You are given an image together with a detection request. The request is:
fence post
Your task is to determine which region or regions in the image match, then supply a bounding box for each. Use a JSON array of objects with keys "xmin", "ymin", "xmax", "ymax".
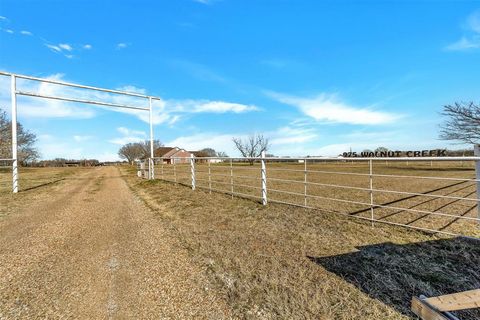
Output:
[
  {"xmin": 161, "ymin": 158, "xmax": 164, "ymax": 180},
  {"xmin": 261, "ymin": 151, "xmax": 267, "ymax": 205},
  {"xmin": 369, "ymin": 159, "xmax": 374, "ymax": 226},
  {"xmin": 11, "ymin": 74, "xmax": 18, "ymax": 193},
  {"xmin": 230, "ymin": 158, "xmax": 234, "ymax": 198},
  {"xmin": 150, "ymin": 158, "xmax": 155, "ymax": 180},
  {"xmin": 173, "ymin": 158, "xmax": 177, "ymax": 183},
  {"xmin": 304, "ymin": 159, "xmax": 307, "ymax": 207},
  {"xmin": 208, "ymin": 161, "xmax": 212, "ymax": 194},
  {"xmin": 190, "ymin": 154, "xmax": 196, "ymax": 190},
  {"xmin": 475, "ymin": 144, "xmax": 480, "ymax": 226}
]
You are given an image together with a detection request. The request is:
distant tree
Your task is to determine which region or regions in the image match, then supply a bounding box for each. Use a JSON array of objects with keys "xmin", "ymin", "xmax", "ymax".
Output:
[
  {"xmin": 0, "ymin": 109, "xmax": 39, "ymax": 165},
  {"xmin": 118, "ymin": 143, "xmax": 143, "ymax": 164},
  {"xmin": 362, "ymin": 149, "xmax": 373, "ymax": 153},
  {"xmin": 118, "ymin": 139, "xmax": 164, "ymax": 164},
  {"xmin": 137, "ymin": 140, "xmax": 164, "ymax": 158},
  {"xmin": 439, "ymin": 102, "xmax": 480, "ymax": 144},
  {"xmin": 375, "ymin": 147, "xmax": 389, "ymax": 153},
  {"xmin": 232, "ymin": 134, "xmax": 269, "ymax": 165},
  {"xmin": 217, "ymin": 151, "xmax": 228, "ymax": 157},
  {"xmin": 200, "ymin": 148, "xmax": 217, "ymax": 157}
]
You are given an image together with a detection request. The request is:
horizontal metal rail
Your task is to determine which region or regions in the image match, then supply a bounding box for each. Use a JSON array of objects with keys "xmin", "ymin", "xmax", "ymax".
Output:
[
  {"xmin": 0, "ymin": 71, "xmax": 161, "ymax": 100},
  {"xmin": 373, "ymin": 188, "xmax": 479, "ymax": 202},
  {"xmin": 16, "ymin": 91, "xmax": 150, "ymax": 111},
  {"xmin": 267, "ymin": 198, "xmax": 459, "ymax": 237},
  {"xmin": 144, "ymin": 155, "xmax": 480, "ymax": 238},
  {"xmin": 152, "ymin": 155, "xmax": 480, "ymax": 161}
]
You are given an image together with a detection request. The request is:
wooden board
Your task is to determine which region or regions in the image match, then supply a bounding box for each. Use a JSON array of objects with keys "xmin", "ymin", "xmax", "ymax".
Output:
[
  {"xmin": 425, "ymin": 289, "xmax": 480, "ymax": 312},
  {"xmin": 411, "ymin": 297, "xmax": 449, "ymax": 320}
]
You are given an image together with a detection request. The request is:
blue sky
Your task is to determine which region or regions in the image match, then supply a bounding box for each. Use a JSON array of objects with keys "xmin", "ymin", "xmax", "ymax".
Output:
[{"xmin": 0, "ymin": 0, "xmax": 479, "ymax": 160}]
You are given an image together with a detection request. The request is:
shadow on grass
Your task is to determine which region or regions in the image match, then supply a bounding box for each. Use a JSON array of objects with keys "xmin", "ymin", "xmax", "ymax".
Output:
[
  {"xmin": 20, "ymin": 179, "xmax": 65, "ymax": 192},
  {"xmin": 309, "ymin": 237, "xmax": 480, "ymax": 319}
]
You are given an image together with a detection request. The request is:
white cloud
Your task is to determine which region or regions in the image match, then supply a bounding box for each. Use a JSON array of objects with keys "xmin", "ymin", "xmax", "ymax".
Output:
[
  {"xmin": 168, "ymin": 99, "xmax": 258, "ymax": 113},
  {"xmin": 58, "ymin": 43, "xmax": 73, "ymax": 51},
  {"xmin": 166, "ymin": 133, "xmax": 238, "ymax": 154},
  {"xmin": 4, "ymin": 29, "xmax": 13, "ymax": 34},
  {"xmin": 445, "ymin": 10, "xmax": 480, "ymax": 51},
  {"xmin": 83, "ymin": 44, "xmax": 92, "ymax": 50},
  {"xmin": 0, "ymin": 74, "xmax": 258, "ymax": 126},
  {"xmin": 73, "ymin": 135, "xmax": 93, "ymax": 142},
  {"xmin": 445, "ymin": 36, "xmax": 480, "ymax": 51},
  {"xmin": 193, "ymin": 0, "xmax": 214, "ymax": 4},
  {"xmin": 269, "ymin": 126, "xmax": 318, "ymax": 145},
  {"xmin": 45, "ymin": 43, "xmax": 75, "ymax": 58},
  {"xmin": 116, "ymin": 42, "xmax": 128, "ymax": 49},
  {"xmin": 20, "ymin": 30, "xmax": 32, "ymax": 36},
  {"xmin": 171, "ymin": 59, "xmax": 226, "ymax": 83},
  {"xmin": 117, "ymin": 127, "xmax": 146, "ymax": 137},
  {"xmin": 0, "ymin": 16, "xmax": 7, "ymax": 20},
  {"xmin": 0, "ymin": 73, "xmax": 96, "ymax": 119},
  {"xmin": 267, "ymin": 91, "xmax": 400, "ymax": 125},
  {"xmin": 46, "ymin": 44, "xmax": 62, "ymax": 52},
  {"xmin": 109, "ymin": 127, "xmax": 147, "ymax": 145}
]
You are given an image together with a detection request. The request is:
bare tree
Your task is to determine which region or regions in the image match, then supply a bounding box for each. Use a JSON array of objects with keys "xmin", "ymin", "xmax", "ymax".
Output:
[
  {"xmin": 137, "ymin": 140, "xmax": 164, "ymax": 159},
  {"xmin": 118, "ymin": 143, "xmax": 143, "ymax": 164},
  {"xmin": 0, "ymin": 109, "xmax": 39, "ymax": 165},
  {"xmin": 375, "ymin": 147, "xmax": 389, "ymax": 153},
  {"xmin": 439, "ymin": 102, "xmax": 480, "ymax": 144},
  {"xmin": 200, "ymin": 148, "xmax": 217, "ymax": 157},
  {"xmin": 118, "ymin": 139, "xmax": 163, "ymax": 164},
  {"xmin": 232, "ymin": 134, "xmax": 269, "ymax": 165},
  {"xmin": 217, "ymin": 151, "xmax": 228, "ymax": 157}
]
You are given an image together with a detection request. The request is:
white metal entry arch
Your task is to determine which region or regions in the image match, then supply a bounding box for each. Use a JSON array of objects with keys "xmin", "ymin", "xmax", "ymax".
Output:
[{"xmin": 1, "ymin": 71, "xmax": 159, "ymax": 193}]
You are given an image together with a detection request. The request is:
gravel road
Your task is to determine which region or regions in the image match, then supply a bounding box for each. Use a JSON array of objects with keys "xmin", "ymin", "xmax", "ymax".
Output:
[{"xmin": 0, "ymin": 167, "xmax": 230, "ymax": 319}]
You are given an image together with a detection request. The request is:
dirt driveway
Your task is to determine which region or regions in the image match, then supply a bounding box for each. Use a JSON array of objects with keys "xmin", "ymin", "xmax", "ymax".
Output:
[{"xmin": 0, "ymin": 166, "xmax": 230, "ymax": 319}]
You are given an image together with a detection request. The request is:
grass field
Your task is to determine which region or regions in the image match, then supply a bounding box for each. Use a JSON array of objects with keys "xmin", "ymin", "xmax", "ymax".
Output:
[
  {"xmin": 153, "ymin": 160, "xmax": 480, "ymax": 238},
  {"xmin": 0, "ymin": 166, "xmax": 84, "ymax": 218},
  {"xmin": 123, "ymin": 162, "xmax": 480, "ymax": 319},
  {"xmin": 1, "ymin": 164, "xmax": 479, "ymax": 318}
]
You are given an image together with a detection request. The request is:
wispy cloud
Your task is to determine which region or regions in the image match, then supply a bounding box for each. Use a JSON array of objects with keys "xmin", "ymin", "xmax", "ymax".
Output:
[
  {"xmin": 269, "ymin": 126, "xmax": 318, "ymax": 145},
  {"xmin": 0, "ymin": 74, "xmax": 257, "ymax": 126},
  {"xmin": 169, "ymin": 100, "xmax": 259, "ymax": 113},
  {"xmin": 0, "ymin": 16, "xmax": 7, "ymax": 21},
  {"xmin": 192, "ymin": 0, "xmax": 218, "ymax": 5},
  {"xmin": 73, "ymin": 135, "xmax": 93, "ymax": 142},
  {"xmin": 20, "ymin": 30, "xmax": 33, "ymax": 36},
  {"xmin": 3, "ymin": 29, "xmax": 14, "ymax": 34},
  {"xmin": 267, "ymin": 91, "xmax": 400, "ymax": 125},
  {"xmin": 445, "ymin": 10, "xmax": 480, "ymax": 51},
  {"xmin": 109, "ymin": 127, "xmax": 146, "ymax": 145},
  {"xmin": 83, "ymin": 44, "xmax": 92, "ymax": 50},
  {"xmin": 116, "ymin": 42, "xmax": 129, "ymax": 49},
  {"xmin": 45, "ymin": 43, "xmax": 75, "ymax": 58},
  {"xmin": 170, "ymin": 59, "xmax": 226, "ymax": 83},
  {"xmin": 58, "ymin": 43, "xmax": 73, "ymax": 51}
]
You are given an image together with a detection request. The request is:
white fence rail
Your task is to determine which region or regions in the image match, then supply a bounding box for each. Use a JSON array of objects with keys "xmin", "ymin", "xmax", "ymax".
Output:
[{"xmin": 138, "ymin": 154, "xmax": 480, "ymax": 238}]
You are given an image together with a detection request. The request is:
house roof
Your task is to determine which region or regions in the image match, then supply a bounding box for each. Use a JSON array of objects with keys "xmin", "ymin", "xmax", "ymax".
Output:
[
  {"xmin": 154, "ymin": 147, "xmax": 175, "ymax": 157},
  {"xmin": 154, "ymin": 146, "xmax": 194, "ymax": 158}
]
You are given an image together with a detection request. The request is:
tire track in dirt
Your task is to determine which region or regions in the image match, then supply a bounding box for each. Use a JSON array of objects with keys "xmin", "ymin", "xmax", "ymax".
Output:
[{"xmin": 0, "ymin": 166, "xmax": 230, "ymax": 319}]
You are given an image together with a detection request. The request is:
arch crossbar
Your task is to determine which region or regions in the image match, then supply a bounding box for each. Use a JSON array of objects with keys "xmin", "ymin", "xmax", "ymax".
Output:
[{"xmin": 0, "ymin": 71, "xmax": 159, "ymax": 193}]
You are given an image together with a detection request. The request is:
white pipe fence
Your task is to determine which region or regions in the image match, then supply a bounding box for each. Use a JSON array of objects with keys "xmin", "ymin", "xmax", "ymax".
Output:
[{"xmin": 139, "ymin": 155, "xmax": 480, "ymax": 238}]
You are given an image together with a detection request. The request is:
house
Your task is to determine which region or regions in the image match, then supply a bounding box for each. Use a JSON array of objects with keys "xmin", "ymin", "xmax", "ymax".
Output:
[
  {"xmin": 154, "ymin": 147, "xmax": 224, "ymax": 164},
  {"xmin": 154, "ymin": 147, "xmax": 192, "ymax": 164}
]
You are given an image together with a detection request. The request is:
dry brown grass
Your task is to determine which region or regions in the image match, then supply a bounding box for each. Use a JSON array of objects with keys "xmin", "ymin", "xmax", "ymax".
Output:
[
  {"xmin": 0, "ymin": 166, "xmax": 85, "ymax": 218},
  {"xmin": 154, "ymin": 161, "xmax": 479, "ymax": 237},
  {"xmin": 121, "ymin": 164, "xmax": 480, "ymax": 320}
]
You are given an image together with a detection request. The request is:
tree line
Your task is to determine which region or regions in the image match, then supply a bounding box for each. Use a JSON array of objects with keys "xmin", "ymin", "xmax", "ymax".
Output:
[{"xmin": 1, "ymin": 102, "xmax": 479, "ymax": 167}]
